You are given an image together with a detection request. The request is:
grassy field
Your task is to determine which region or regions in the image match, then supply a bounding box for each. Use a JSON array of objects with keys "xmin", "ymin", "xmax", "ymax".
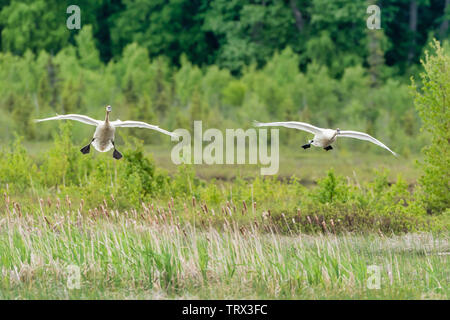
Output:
[
  {"xmin": 23, "ymin": 141, "xmax": 422, "ymax": 183},
  {"xmin": 1, "ymin": 141, "xmax": 447, "ymax": 300},
  {"xmin": 150, "ymin": 146, "xmax": 421, "ymax": 184},
  {"xmin": 0, "ymin": 202, "xmax": 448, "ymax": 299}
]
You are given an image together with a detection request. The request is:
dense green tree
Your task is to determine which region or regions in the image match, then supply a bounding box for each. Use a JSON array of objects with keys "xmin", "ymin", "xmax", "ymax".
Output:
[
  {"xmin": 0, "ymin": 0, "xmax": 447, "ymax": 75},
  {"xmin": 0, "ymin": 0, "xmax": 68, "ymax": 54},
  {"xmin": 110, "ymin": 0, "xmax": 214, "ymax": 66},
  {"xmin": 75, "ymin": 25, "xmax": 101, "ymax": 70},
  {"xmin": 382, "ymin": 0, "xmax": 447, "ymax": 72},
  {"xmin": 412, "ymin": 40, "xmax": 450, "ymax": 214},
  {"xmin": 203, "ymin": 0, "xmax": 299, "ymax": 73},
  {"xmin": 304, "ymin": 0, "xmax": 367, "ymax": 77}
]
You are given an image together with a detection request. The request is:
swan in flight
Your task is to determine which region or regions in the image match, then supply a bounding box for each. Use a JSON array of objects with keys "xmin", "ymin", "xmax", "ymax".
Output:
[
  {"xmin": 35, "ymin": 105, "xmax": 178, "ymax": 159},
  {"xmin": 253, "ymin": 121, "xmax": 397, "ymax": 156}
]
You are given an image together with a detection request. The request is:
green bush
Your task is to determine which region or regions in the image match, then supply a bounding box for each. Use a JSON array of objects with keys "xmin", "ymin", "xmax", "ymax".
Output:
[
  {"xmin": 314, "ymin": 169, "xmax": 349, "ymax": 204},
  {"xmin": 0, "ymin": 136, "xmax": 38, "ymax": 193},
  {"xmin": 412, "ymin": 39, "xmax": 450, "ymax": 214}
]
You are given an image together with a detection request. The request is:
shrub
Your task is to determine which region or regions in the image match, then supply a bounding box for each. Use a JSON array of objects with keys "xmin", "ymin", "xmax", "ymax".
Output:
[
  {"xmin": 314, "ymin": 169, "xmax": 349, "ymax": 204},
  {"xmin": 411, "ymin": 39, "xmax": 450, "ymax": 214},
  {"xmin": 0, "ymin": 136, "xmax": 38, "ymax": 193}
]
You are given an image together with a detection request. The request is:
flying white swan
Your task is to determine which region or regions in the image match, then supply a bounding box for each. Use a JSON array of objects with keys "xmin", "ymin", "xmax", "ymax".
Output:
[
  {"xmin": 253, "ymin": 121, "xmax": 397, "ymax": 156},
  {"xmin": 35, "ymin": 105, "xmax": 178, "ymax": 159}
]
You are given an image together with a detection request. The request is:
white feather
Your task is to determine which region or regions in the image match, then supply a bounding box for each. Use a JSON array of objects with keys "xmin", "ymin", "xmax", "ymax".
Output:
[
  {"xmin": 338, "ymin": 130, "xmax": 397, "ymax": 156},
  {"xmin": 35, "ymin": 114, "xmax": 100, "ymax": 126},
  {"xmin": 253, "ymin": 120, "xmax": 322, "ymax": 135},
  {"xmin": 111, "ymin": 120, "xmax": 179, "ymax": 138}
]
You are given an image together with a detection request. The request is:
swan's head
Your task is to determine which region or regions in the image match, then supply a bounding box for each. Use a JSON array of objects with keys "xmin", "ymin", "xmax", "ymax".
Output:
[
  {"xmin": 336, "ymin": 128, "xmax": 340, "ymax": 134},
  {"xmin": 106, "ymin": 105, "xmax": 112, "ymax": 113}
]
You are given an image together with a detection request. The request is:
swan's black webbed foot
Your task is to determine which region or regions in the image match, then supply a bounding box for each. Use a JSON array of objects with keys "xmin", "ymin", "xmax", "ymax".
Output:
[
  {"xmin": 80, "ymin": 139, "xmax": 94, "ymax": 154},
  {"xmin": 324, "ymin": 146, "xmax": 333, "ymax": 151},
  {"xmin": 113, "ymin": 149, "xmax": 123, "ymax": 160},
  {"xmin": 302, "ymin": 144, "xmax": 311, "ymax": 149},
  {"xmin": 112, "ymin": 141, "xmax": 123, "ymax": 160},
  {"xmin": 80, "ymin": 144, "xmax": 90, "ymax": 154}
]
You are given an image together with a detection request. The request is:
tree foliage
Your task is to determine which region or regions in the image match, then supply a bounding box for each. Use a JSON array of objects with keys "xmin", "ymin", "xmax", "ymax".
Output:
[
  {"xmin": 0, "ymin": 0, "xmax": 447, "ymax": 72},
  {"xmin": 412, "ymin": 39, "xmax": 450, "ymax": 214},
  {"xmin": 0, "ymin": 2, "xmax": 447, "ymax": 167}
]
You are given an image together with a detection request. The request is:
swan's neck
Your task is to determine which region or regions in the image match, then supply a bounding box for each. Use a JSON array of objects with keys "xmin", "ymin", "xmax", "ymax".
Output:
[
  {"xmin": 105, "ymin": 112, "xmax": 110, "ymax": 124},
  {"xmin": 332, "ymin": 130, "xmax": 339, "ymax": 139}
]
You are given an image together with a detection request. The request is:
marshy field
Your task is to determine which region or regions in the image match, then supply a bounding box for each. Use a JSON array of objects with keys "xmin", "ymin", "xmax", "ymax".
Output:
[
  {"xmin": 0, "ymin": 135, "xmax": 448, "ymax": 299},
  {"xmin": 0, "ymin": 209, "xmax": 448, "ymax": 299}
]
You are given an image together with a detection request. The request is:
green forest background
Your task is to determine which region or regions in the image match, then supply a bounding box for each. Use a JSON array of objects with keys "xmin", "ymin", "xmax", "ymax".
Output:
[{"xmin": 0, "ymin": 0, "xmax": 448, "ymax": 155}]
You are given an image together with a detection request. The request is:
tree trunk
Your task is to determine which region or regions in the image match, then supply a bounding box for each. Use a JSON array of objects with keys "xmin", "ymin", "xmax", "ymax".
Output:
[
  {"xmin": 440, "ymin": 0, "xmax": 449, "ymax": 40},
  {"xmin": 290, "ymin": 0, "xmax": 303, "ymax": 33},
  {"xmin": 408, "ymin": 0, "xmax": 418, "ymax": 63}
]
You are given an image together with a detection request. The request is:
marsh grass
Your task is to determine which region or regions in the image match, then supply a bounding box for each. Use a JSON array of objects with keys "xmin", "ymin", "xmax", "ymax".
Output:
[
  {"xmin": 0, "ymin": 135, "xmax": 448, "ymax": 299},
  {"xmin": 0, "ymin": 194, "xmax": 448, "ymax": 299}
]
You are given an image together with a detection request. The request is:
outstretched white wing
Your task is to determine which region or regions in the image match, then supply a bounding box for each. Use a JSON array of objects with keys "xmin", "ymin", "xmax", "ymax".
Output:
[
  {"xmin": 111, "ymin": 120, "xmax": 178, "ymax": 138},
  {"xmin": 253, "ymin": 120, "xmax": 323, "ymax": 135},
  {"xmin": 338, "ymin": 130, "xmax": 397, "ymax": 156},
  {"xmin": 35, "ymin": 114, "xmax": 100, "ymax": 126}
]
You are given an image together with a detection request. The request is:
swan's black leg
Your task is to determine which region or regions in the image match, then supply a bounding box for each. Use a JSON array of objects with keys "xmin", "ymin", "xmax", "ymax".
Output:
[
  {"xmin": 324, "ymin": 146, "xmax": 333, "ymax": 151},
  {"xmin": 112, "ymin": 141, "xmax": 123, "ymax": 160},
  {"xmin": 302, "ymin": 143, "xmax": 311, "ymax": 149},
  {"xmin": 80, "ymin": 138, "xmax": 94, "ymax": 154}
]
